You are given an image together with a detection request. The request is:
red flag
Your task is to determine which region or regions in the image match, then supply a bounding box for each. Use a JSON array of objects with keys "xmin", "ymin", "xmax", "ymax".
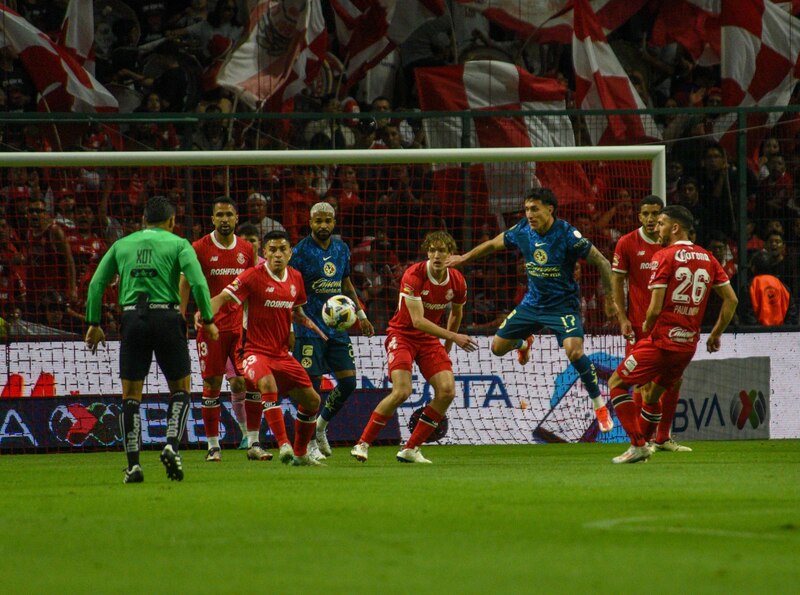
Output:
[
  {"xmin": 416, "ymin": 61, "xmax": 592, "ymax": 215},
  {"xmin": 651, "ymin": 0, "xmax": 720, "ymax": 66},
  {"xmin": 572, "ymin": 0, "xmax": 660, "ymax": 145},
  {"xmin": 453, "ymin": 0, "xmax": 647, "ymax": 44},
  {"xmin": 714, "ymin": 0, "xmax": 800, "ymax": 155},
  {"xmin": 216, "ymin": 0, "xmax": 328, "ymax": 109},
  {"xmin": 58, "ymin": 0, "xmax": 95, "ymax": 75},
  {"xmin": 331, "ymin": 0, "xmax": 444, "ymax": 89},
  {"xmin": 0, "ymin": 5, "xmax": 116, "ymax": 112}
]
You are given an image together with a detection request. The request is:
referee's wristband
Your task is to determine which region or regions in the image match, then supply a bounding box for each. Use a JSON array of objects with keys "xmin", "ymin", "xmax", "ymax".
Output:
[
  {"xmin": 356, "ymin": 310, "xmax": 367, "ymax": 321},
  {"xmin": 202, "ymin": 317, "xmax": 216, "ymax": 325}
]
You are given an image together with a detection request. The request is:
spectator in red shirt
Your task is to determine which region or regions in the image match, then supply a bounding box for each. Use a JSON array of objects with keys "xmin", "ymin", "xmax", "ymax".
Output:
[{"xmin": 282, "ymin": 166, "xmax": 319, "ymax": 244}]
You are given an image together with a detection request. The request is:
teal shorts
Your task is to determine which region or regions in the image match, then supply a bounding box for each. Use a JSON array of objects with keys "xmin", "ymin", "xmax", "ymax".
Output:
[
  {"xmin": 293, "ymin": 335, "xmax": 355, "ymax": 377},
  {"xmin": 495, "ymin": 304, "xmax": 585, "ymax": 346}
]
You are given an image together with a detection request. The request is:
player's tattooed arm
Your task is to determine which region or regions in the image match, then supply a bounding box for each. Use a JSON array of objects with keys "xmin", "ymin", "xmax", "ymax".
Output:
[
  {"xmin": 293, "ymin": 306, "xmax": 328, "ymax": 340},
  {"xmin": 586, "ymin": 246, "xmax": 617, "ymax": 318}
]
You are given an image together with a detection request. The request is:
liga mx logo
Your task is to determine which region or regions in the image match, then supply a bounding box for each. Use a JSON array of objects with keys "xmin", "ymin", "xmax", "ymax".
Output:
[{"xmin": 730, "ymin": 390, "xmax": 768, "ymax": 430}]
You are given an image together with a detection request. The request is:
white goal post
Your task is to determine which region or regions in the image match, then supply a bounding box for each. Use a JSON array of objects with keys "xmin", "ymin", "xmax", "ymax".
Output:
[
  {"xmin": 2, "ymin": 145, "xmax": 668, "ymax": 446},
  {"xmin": 1, "ymin": 146, "xmax": 667, "ymax": 200}
]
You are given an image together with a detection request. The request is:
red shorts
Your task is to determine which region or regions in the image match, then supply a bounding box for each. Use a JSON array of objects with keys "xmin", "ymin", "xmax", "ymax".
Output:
[
  {"xmin": 624, "ymin": 326, "xmax": 650, "ymax": 357},
  {"xmin": 197, "ymin": 328, "xmax": 242, "ymax": 379},
  {"xmin": 241, "ymin": 351, "xmax": 312, "ymax": 393},
  {"xmin": 616, "ymin": 339, "xmax": 694, "ymax": 389},
  {"xmin": 385, "ymin": 331, "xmax": 452, "ymax": 380}
]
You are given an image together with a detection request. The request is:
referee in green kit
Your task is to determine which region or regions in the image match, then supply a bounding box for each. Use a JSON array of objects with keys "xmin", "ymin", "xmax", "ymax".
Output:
[{"xmin": 85, "ymin": 195, "xmax": 219, "ymax": 484}]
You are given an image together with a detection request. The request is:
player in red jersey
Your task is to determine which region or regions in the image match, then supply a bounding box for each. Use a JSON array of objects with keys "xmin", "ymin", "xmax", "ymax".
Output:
[
  {"xmin": 179, "ymin": 197, "xmax": 265, "ymax": 462},
  {"xmin": 612, "ymin": 195, "xmax": 692, "ymax": 453},
  {"xmin": 351, "ymin": 231, "xmax": 478, "ymax": 464},
  {"xmin": 206, "ymin": 229, "xmax": 328, "ymax": 466},
  {"xmin": 608, "ymin": 205, "xmax": 738, "ymax": 463}
]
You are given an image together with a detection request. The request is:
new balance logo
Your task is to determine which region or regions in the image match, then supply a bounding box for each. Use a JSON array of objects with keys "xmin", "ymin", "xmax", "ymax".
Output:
[
  {"xmin": 637, "ymin": 250, "xmax": 645, "ymax": 256},
  {"xmin": 265, "ymin": 287, "xmax": 275, "ymax": 292},
  {"xmin": 210, "ymin": 256, "xmax": 219, "ymax": 261}
]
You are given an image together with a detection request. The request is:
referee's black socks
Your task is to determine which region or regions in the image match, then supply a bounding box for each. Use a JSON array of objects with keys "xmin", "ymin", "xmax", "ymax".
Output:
[
  {"xmin": 121, "ymin": 399, "xmax": 141, "ymax": 469},
  {"xmin": 166, "ymin": 391, "xmax": 190, "ymax": 450}
]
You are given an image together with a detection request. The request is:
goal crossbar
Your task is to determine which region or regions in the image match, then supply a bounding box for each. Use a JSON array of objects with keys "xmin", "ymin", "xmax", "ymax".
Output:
[{"xmin": 0, "ymin": 146, "xmax": 667, "ymax": 199}]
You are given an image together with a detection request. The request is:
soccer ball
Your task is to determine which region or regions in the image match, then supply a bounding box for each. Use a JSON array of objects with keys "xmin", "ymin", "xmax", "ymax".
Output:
[{"xmin": 321, "ymin": 294, "xmax": 357, "ymax": 330}]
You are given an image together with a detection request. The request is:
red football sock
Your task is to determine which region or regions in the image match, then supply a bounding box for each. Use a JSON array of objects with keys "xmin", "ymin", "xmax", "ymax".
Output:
[
  {"xmin": 358, "ymin": 411, "xmax": 393, "ymax": 445},
  {"xmin": 656, "ymin": 386, "xmax": 680, "ymax": 443},
  {"xmin": 262, "ymin": 393, "xmax": 289, "ymax": 446},
  {"xmin": 405, "ymin": 405, "xmax": 444, "ymax": 450},
  {"xmin": 201, "ymin": 388, "xmax": 221, "ymax": 440},
  {"xmin": 632, "ymin": 389, "xmax": 643, "ymax": 411},
  {"xmin": 244, "ymin": 397, "xmax": 262, "ymax": 432},
  {"xmin": 610, "ymin": 387, "xmax": 645, "ymax": 446},
  {"xmin": 641, "ymin": 401, "xmax": 662, "ymax": 443},
  {"xmin": 293, "ymin": 405, "xmax": 319, "ymax": 457}
]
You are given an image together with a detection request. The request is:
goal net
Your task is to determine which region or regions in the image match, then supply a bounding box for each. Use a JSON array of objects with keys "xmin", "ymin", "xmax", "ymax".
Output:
[{"xmin": 0, "ymin": 146, "xmax": 665, "ymax": 449}]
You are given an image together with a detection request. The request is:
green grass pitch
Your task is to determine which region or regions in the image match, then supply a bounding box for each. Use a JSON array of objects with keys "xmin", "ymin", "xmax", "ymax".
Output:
[{"xmin": 1, "ymin": 440, "xmax": 798, "ymax": 594}]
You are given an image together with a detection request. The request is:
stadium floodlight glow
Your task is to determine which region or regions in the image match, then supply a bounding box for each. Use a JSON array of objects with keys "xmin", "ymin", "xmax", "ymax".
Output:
[{"xmin": 0, "ymin": 146, "xmax": 666, "ymax": 200}]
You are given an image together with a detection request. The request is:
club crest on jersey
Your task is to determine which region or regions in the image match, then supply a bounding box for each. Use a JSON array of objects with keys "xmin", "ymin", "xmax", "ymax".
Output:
[
  {"xmin": 290, "ymin": 284, "xmax": 297, "ymax": 297},
  {"xmin": 533, "ymin": 249, "xmax": 548, "ymax": 265},
  {"xmin": 324, "ymin": 261, "xmax": 336, "ymax": 277},
  {"xmin": 237, "ymin": 252, "xmax": 246, "ymax": 264},
  {"xmin": 446, "ymin": 289, "xmax": 454, "ymax": 301}
]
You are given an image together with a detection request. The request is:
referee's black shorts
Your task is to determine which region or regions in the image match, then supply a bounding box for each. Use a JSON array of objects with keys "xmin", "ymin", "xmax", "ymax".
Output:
[{"xmin": 119, "ymin": 309, "xmax": 190, "ymax": 381}]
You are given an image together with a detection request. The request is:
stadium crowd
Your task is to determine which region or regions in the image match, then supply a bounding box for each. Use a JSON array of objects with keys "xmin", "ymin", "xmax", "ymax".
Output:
[{"xmin": 0, "ymin": 0, "xmax": 798, "ymax": 339}]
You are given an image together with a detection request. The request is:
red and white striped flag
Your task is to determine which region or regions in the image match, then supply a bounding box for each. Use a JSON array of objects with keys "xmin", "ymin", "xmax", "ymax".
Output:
[
  {"xmin": 651, "ymin": 0, "xmax": 721, "ymax": 66},
  {"xmin": 714, "ymin": 0, "xmax": 800, "ymax": 154},
  {"xmin": 453, "ymin": 0, "xmax": 646, "ymax": 44},
  {"xmin": 331, "ymin": 0, "xmax": 444, "ymax": 90},
  {"xmin": 58, "ymin": 0, "xmax": 95, "ymax": 75},
  {"xmin": 572, "ymin": 0, "xmax": 659, "ymax": 145},
  {"xmin": 416, "ymin": 61, "xmax": 591, "ymax": 215},
  {"xmin": 216, "ymin": 0, "xmax": 328, "ymax": 109},
  {"xmin": 0, "ymin": 5, "xmax": 116, "ymax": 112}
]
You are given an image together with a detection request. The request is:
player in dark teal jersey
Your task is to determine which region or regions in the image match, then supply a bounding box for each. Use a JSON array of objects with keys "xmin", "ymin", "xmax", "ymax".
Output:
[
  {"xmin": 85, "ymin": 195, "xmax": 219, "ymax": 484},
  {"xmin": 290, "ymin": 202, "xmax": 374, "ymax": 460},
  {"xmin": 446, "ymin": 188, "xmax": 619, "ymax": 433}
]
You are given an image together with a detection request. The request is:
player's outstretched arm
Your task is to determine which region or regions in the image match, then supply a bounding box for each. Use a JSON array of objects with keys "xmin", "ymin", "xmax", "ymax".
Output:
[
  {"xmin": 586, "ymin": 246, "xmax": 618, "ymax": 319},
  {"xmin": 707, "ymin": 283, "xmax": 738, "ymax": 353},
  {"xmin": 445, "ymin": 233, "xmax": 505, "ymax": 269},
  {"xmin": 293, "ymin": 306, "xmax": 328, "ymax": 341}
]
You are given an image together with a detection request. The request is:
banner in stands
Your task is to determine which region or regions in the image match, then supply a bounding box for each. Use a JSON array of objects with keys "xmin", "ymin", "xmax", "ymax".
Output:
[
  {"xmin": 0, "ymin": 333, "xmax": 797, "ymax": 446},
  {"xmin": 0, "ymin": 390, "xmax": 396, "ymax": 451}
]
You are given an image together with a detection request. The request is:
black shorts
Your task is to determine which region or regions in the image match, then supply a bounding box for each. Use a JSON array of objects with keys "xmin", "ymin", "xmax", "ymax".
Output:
[{"xmin": 119, "ymin": 309, "xmax": 190, "ymax": 381}]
